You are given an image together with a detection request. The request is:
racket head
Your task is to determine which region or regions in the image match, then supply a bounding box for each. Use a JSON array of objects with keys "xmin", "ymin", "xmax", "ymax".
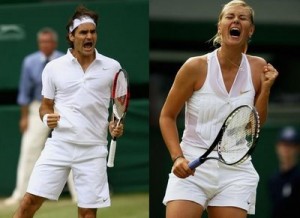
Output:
[
  {"xmin": 111, "ymin": 69, "xmax": 130, "ymax": 121},
  {"xmin": 217, "ymin": 105, "xmax": 260, "ymax": 165}
]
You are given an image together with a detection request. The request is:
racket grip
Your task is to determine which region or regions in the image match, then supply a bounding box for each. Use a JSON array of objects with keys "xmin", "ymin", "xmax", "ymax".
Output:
[
  {"xmin": 188, "ymin": 159, "xmax": 202, "ymax": 170},
  {"xmin": 107, "ymin": 139, "xmax": 117, "ymax": 167}
]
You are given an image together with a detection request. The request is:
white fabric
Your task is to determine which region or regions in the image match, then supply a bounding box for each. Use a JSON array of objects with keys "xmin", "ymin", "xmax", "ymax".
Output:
[
  {"xmin": 9, "ymin": 101, "xmax": 76, "ymax": 202},
  {"xmin": 163, "ymin": 49, "xmax": 258, "ymax": 214},
  {"xmin": 42, "ymin": 114, "xmax": 49, "ymax": 127},
  {"xmin": 27, "ymin": 138, "xmax": 110, "ymax": 208},
  {"xmin": 163, "ymin": 144, "xmax": 259, "ymax": 214},
  {"xmin": 42, "ymin": 49, "xmax": 121, "ymax": 145},
  {"xmin": 69, "ymin": 16, "xmax": 96, "ymax": 32},
  {"xmin": 181, "ymin": 49, "xmax": 255, "ymax": 149}
]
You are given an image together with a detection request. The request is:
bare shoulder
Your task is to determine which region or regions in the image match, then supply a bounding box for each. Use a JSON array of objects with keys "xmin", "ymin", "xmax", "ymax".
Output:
[
  {"xmin": 178, "ymin": 55, "xmax": 207, "ymax": 78},
  {"xmin": 176, "ymin": 55, "xmax": 207, "ymax": 90},
  {"xmin": 246, "ymin": 55, "xmax": 267, "ymax": 68},
  {"xmin": 184, "ymin": 55, "xmax": 207, "ymax": 70},
  {"xmin": 246, "ymin": 55, "xmax": 267, "ymax": 93}
]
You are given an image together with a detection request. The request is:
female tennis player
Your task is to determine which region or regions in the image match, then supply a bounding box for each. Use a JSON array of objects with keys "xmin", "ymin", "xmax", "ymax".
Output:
[{"xmin": 159, "ymin": 1, "xmax": 278, "ymax": 217}]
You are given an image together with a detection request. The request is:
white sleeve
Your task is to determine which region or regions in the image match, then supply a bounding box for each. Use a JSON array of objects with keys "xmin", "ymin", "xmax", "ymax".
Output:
[{"xmin": 41, "ymin": 64, "xmax": 55, "ymax": 99}]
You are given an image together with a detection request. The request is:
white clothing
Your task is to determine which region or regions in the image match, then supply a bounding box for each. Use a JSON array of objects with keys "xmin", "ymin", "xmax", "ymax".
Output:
[
  {"xmin": 7, "ymin": 102, "xmax": 77, "ymax": 203},
  {"xmin": 42, "ymin": 49, "xmax": 121, "ymax": 145},
  {"xmin": 29, "ymin": 49, "xmax": 120, "ymax": 208},
  {"xmin": 164, "ymin": 49, "xmax": 259, "ymax": 214},
  {"xmin": 181, "ymin": 49, "xmax": 255, "ymax": 149},
  {"xmin": 27, "ymin": 138, "xmax": 110, "ymax": 208},
  {"xmin": 163, "ymin": 144, "xmax": 259, "ymax": 214}
]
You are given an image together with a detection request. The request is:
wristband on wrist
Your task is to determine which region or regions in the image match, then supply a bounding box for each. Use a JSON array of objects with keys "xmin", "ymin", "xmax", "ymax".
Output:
[
  {"xmin": 42, "ymin": 114, "xmax": 49, "ymax": 127},
  {"xmin": 173, "ymin": 155, "xmax": 184, "ymax": 163}
]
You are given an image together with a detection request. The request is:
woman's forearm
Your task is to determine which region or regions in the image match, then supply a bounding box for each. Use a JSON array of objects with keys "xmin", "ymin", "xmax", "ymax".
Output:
[{"xmin": 159, "ymin": 115, "xmax": 183, "ymax": 161}]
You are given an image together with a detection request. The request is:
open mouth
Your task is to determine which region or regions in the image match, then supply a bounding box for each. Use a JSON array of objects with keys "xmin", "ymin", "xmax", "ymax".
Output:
[
  {"xmin": 230, "ymin": 28, "xmax": 241, "ymax": 37},
  {"xmin": 83, "ymin": 41, "xmax": 93, "ymax": 49}
]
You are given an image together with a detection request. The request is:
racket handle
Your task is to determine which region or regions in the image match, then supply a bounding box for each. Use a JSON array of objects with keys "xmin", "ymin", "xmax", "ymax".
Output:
[
  {"xmin": 188, "ymin": 158, "xmax": 202, "ymax": 170},
  {"xmin": 107, "ymin": 139, "xmax": 117, "ymax": 167}
]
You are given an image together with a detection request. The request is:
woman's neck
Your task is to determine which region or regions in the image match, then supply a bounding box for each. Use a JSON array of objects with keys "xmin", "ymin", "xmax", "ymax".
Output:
[{"xmin": 217, "ymin": 46, "xmax": 243, "ymax": 69}]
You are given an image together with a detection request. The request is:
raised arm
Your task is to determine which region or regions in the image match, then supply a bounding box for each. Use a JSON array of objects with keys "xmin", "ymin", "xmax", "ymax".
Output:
[
  {"xmin": 39, "ymin": 97, "xmax": 60, "ymax": 129},
  {"xmin": 251, "ymin": 57, "xmax": 278, "ymax": 125}
]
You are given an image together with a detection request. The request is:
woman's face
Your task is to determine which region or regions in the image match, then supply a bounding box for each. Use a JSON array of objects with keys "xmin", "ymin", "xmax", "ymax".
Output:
[{"xmin": 218, "ymin": 5, "xmax": 254, "ymax": 47}]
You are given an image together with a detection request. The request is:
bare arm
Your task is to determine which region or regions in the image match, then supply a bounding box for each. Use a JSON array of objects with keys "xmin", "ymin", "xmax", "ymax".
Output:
[
  {"xmin": 39, "ymin": 97, "xmax": 60, "ymax": 129},
  {"xmin": 159, "ymin": 57, "xmax": 206, "ymax": 178},
  {"xmin": 251, "ymin": 57, "xmax": 278, "ymax": 125},
  {"xmin": 19, "ymin": 105, "xmax": 29, "ymax": 133}
]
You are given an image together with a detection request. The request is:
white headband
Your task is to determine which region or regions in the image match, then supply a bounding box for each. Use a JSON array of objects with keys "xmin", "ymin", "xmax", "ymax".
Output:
[{"xmin": 69, "ymin": 16, "xmax": 96, "ymax": 33}]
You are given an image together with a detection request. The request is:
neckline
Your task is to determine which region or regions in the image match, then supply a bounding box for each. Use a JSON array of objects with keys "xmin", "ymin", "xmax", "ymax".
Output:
[
  {"xmin": 217, "ymin": 48, "xmax": 243, "ymax": 69},
  {"xmin": 214, "ymin": 49, "xmax": 245, "ymax": 96}
]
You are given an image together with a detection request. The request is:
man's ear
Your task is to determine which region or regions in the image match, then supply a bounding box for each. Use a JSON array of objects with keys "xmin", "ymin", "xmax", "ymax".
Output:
[{"xmin": 69, "ymin": 33, "xmax": 74, "ymax": 42}]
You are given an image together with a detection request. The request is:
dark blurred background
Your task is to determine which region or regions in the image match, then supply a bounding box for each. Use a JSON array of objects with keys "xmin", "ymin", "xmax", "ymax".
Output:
[
  {"xmin": 150, "ymin": 0, "xmax": 300, "ymax": 217},
  {"xmin": 0, "ymin": 0, "xmax": 149, "ymax": 198}
]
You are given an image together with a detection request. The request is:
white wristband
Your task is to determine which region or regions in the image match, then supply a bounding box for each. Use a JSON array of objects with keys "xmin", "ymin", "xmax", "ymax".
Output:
[{"xmin": 42, "ymin": 114, "xmax": 49, "ymax": 127}]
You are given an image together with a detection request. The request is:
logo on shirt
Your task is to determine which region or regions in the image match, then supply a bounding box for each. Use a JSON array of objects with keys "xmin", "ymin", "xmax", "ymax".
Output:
[
  {"xmin": 102, "ymin": 198, "xmax": 109, "ymax": 203},
  {"xmin": 240, "ymin": 90, "xmax": 251, "ymax": 95}
]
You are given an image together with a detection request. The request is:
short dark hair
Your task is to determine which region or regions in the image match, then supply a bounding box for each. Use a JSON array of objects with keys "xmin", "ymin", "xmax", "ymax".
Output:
[{"xmin": 65, "ymin": 5, "xmax": 99, "ymax": 48}]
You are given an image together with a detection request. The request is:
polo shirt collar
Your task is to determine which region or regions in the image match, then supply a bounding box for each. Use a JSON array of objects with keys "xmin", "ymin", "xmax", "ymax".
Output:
[{"xmin": 66, "ymin": 48, "xmax": 105, "ymax": 62}]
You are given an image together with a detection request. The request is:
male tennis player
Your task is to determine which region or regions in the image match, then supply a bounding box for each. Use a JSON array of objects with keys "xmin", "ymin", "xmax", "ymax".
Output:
[
  {"xmin": 160, "ymin": 0, "xmax": 278, "ymax": 218},
  {"xmin": 13, "ymin": 5, "xmax": 123, "ymax": 218}
]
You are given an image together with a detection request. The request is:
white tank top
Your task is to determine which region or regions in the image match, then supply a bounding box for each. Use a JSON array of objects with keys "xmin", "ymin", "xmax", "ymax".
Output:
[{"xmin": 181, "ymin": 49, "xmax": 255, "ymax": 149}]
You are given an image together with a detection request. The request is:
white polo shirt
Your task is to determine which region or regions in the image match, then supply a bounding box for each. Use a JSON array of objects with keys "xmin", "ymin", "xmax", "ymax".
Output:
[{"xmin": 42, "ymin": 49, "xmax": 121, "ymax": 145}]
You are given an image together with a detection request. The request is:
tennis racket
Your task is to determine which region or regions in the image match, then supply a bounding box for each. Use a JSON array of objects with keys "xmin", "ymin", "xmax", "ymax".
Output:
[
  {"xmin": 107, "ymin": 69, "xmax": 130, "ymax": 168},
  {"xmin": 189, "ymin": 105, "xmax": 260, "ymax": 169}
]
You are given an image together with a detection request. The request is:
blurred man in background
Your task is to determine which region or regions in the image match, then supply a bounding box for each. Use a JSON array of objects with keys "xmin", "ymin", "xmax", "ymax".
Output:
[
  {"xmin": 269, "ymin": 126, "xmax": 300, "ymax": 218},
  {"xmin": 4, "ymin": 27, "xmax": 76, "ymax": 205}
]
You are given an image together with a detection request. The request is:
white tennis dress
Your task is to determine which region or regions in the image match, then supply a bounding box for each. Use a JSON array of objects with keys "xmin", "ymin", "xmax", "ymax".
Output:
[{"xmin": 163, "ymin": 49, "xmax": 259, "ymax": 214}]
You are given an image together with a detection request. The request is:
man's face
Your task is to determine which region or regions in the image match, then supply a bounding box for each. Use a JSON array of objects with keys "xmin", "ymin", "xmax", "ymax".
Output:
[
  {"xmin": 38, "ymin": 32, "xmax": 57, "ymax": 57},
  {"xmin": 276, "ymin": 141, "xmax": 299, "ymax": 163},
  {"xmin": 69, "ymin": 23, "xmax": 97, "ymax": 57}
]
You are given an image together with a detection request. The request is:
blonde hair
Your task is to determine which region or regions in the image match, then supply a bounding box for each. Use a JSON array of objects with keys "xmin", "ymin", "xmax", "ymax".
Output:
[{"xmin": 212, "ymin": 0, "xmax": 254, "ymax": 47}]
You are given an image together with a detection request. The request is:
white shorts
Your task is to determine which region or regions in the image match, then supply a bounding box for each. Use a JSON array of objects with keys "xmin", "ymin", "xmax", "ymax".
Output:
[
  {"xmin": 27, "ymin": 138, "xmax": 110, "ymax": 208},
  {"xmin": 163, "ymin": 143, "xmax": 260, "ymax": 214}
]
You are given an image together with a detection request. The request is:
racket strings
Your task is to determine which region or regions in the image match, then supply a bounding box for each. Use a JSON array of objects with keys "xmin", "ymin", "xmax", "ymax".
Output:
[
  {"xmin": 107, "ymin": 69, "xmax": 130, "ymax": 168},
  {"xmin": 112, "ymin": 71, "xmax": 129, "ymax": 120},
  {"xmin": 218, "ymin": 107, "xmax": 258, "ymax": 164}
]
